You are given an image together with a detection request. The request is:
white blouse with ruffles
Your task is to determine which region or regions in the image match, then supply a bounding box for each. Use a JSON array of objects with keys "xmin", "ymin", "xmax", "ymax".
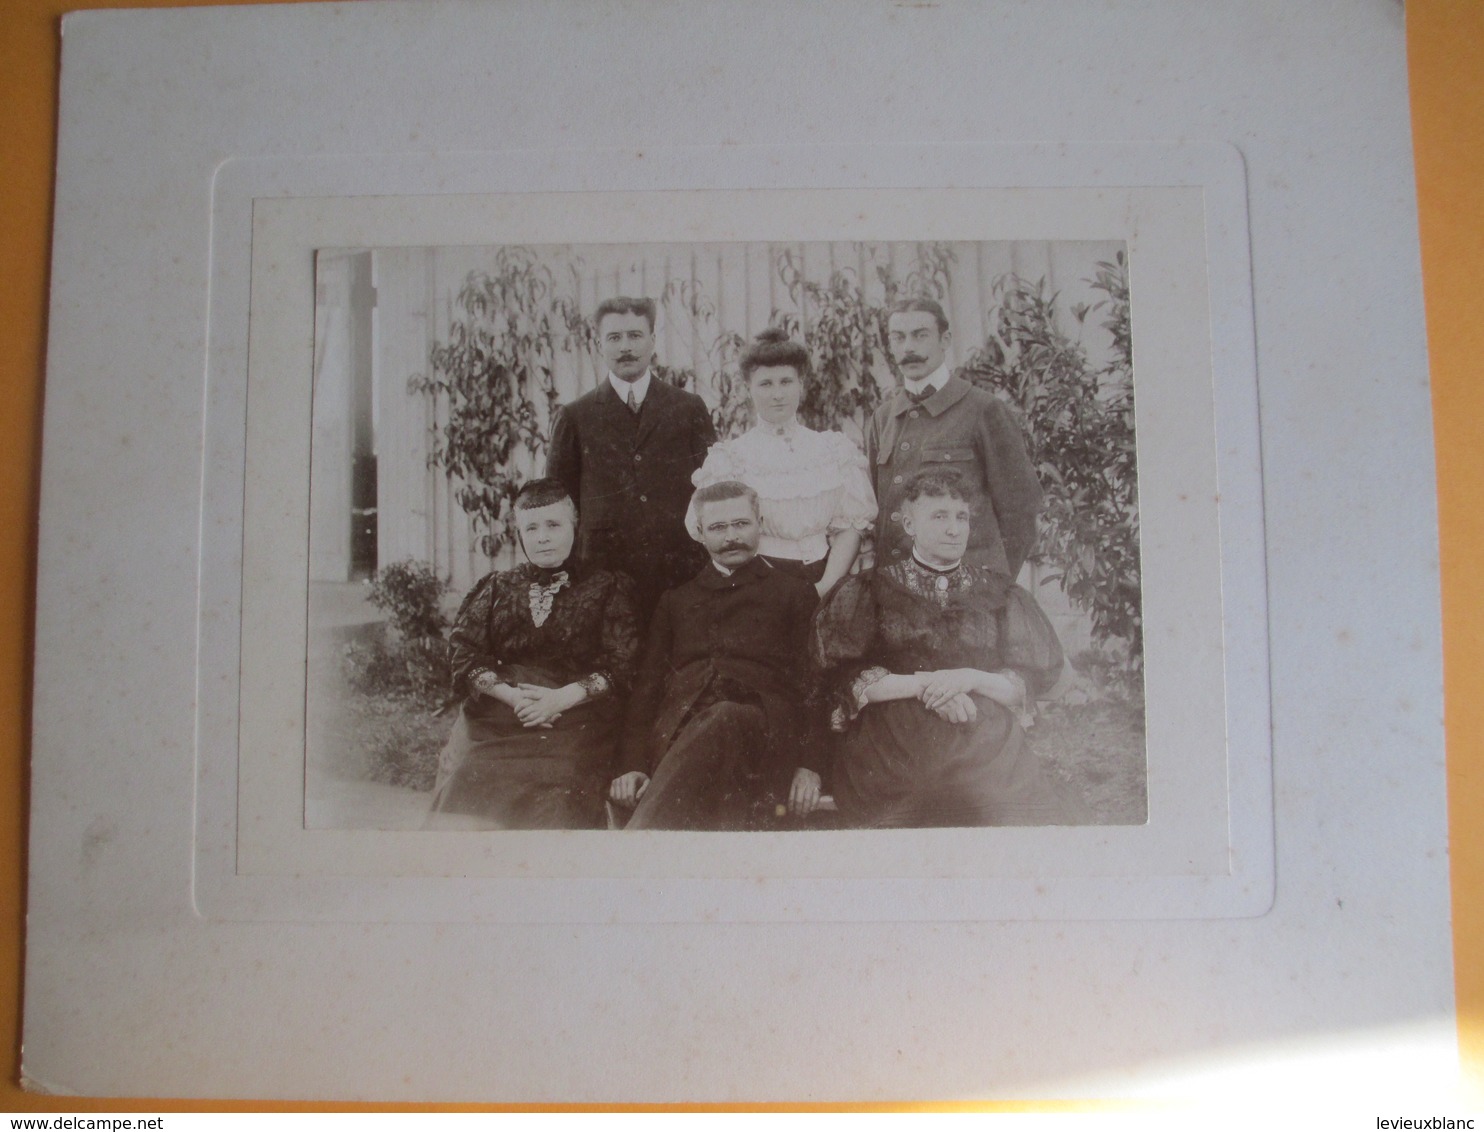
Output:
[{"xmin": 689, "ymin": 422, "xmax": 876, "ymax": 564}]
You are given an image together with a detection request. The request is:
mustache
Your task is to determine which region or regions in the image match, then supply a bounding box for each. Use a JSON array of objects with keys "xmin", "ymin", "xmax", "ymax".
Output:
[
  {"xmin": 899, "ymin": 355, "xmax": 928, "ymax": 365},
  {"xmin": 719, "ymin": 542, "xmax": 750, "ymax": 552}
]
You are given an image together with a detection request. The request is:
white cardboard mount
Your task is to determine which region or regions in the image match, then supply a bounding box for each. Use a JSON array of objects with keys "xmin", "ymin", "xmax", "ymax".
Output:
[{"xmin": 25, "ymin": 0, "xmax": 1452, "ymax": 1103}]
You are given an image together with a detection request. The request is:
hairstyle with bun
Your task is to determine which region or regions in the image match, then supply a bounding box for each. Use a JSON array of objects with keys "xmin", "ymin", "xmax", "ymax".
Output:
[{"xmin": 739, "ymin": 326, "xmax": 810, "ymax": 381}]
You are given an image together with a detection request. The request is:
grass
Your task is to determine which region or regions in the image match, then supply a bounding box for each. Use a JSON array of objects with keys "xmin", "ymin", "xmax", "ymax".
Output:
[
  {"xmin": 1032, "ymin": 697, "xmax": 1148, "ymax": 824},
  {"xmin": 307, "ymin": 639, "xmax": 453, "ymax": 794},
  {"xmin": 313, "ymin": 686, "xmax": 1146, "ymax": 826}
]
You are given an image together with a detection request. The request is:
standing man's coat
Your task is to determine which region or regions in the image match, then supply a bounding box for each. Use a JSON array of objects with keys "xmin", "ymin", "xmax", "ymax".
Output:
[
  {"xmin": 546, "ymin": 376, "xmax": 716, "ymax": 622},
  {"xmin": 866, "ymin": 376, "xmax": 1042, "ymax": 577}
]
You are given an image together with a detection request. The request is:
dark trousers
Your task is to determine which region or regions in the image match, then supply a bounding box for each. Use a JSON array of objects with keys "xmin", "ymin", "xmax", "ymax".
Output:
[{"xmin": 625, "ymin": 700, "xmax": 768, "ymax": 831}]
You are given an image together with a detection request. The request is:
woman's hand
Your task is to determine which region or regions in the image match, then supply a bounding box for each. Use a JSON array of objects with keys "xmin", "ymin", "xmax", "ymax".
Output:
[
  {"xmin": 930, "ymin": 692, "xmax": 978, "ymax": 725},
  {"xmin": 480, "ymin": 679, "xmax": 528, "ymax": 711},
  {"xmin": 511, "ymin": 682, "xmax": 586, "ymax": 728},
  {"xmin": 917, "ymin": 668, "xmax": 982, "ymax": 712},
  {"xmin": 489, "ymin": 684, "xmax": 549, "ymax": 727}
]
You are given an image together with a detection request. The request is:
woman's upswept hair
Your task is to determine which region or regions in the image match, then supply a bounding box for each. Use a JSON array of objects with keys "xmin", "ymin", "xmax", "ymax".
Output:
[
  {"xmin": 902, "ymin": 467, "xmax": 971, "ymax": 505},
  {"xmin": 739, "ymin": 326, "xmax": 810, "ymax": 381}
]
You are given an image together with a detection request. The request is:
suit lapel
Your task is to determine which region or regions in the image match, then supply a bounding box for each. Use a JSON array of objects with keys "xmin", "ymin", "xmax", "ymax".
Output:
[
  {"xmin": 593, "ymin": 376, "xmax": 640, "ymax": 434},
  {"xmin": 634, "ymin": 376, "xmax": 673, "ymax": 447}
]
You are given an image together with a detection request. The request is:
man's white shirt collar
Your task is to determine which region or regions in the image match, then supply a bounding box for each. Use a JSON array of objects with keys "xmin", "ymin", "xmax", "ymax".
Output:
[
  {"xmin": 711, "ymin": 559, "xmax": 733, "ymax": 577},
  {"xmin": 608, "ymin": 369, "xmax": 653, "ymax": 406},
  {"xmin": 903, "ymin": 361, "xmax": 951, "ymax": 400}
]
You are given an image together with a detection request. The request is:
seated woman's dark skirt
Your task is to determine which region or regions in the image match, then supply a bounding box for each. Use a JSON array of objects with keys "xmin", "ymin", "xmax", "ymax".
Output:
[
  {"xmin": 427, "ymin": 663, "xmax": 617, "ymax": 830},
  {"xmin": 833, "ymin": 695, "xmax": 1090, "ymax": 828}
]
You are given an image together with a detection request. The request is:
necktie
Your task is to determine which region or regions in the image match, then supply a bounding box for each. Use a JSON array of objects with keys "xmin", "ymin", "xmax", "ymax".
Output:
[
  {"xmin": 907, "ymin": 385, "xmax": 933, "ymax": 404},
  {"xmin": 627, "ymin": 389, "xmax": 640, "ymax": 414}
]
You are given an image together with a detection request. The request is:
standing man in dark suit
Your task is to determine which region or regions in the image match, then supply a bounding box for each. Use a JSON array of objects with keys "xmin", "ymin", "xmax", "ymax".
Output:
[
  {"xmin": 608, "ymin": 481, "xmax": 823, "ymax": 830},
  {"xmin": 867, "ymin": 298, "xmax": 1043, "ymax": 578},
  {"xmin": 546, "ymin": 296, "xmax": 717, "ymax": 623}
]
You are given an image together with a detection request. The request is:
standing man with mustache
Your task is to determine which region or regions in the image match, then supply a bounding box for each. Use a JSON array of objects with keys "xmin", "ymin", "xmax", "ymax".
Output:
[
  {"xmin": 867, "ymin": 298, "xmax": 1043, "ymax": 578},
  {"xmin": 546, "ymin": 296, "xmax": 717, "ymax": 624}
]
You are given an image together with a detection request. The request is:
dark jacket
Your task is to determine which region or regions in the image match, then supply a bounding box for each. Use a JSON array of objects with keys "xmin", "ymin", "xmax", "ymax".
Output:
[
  {"xmin": 619, "ymin": 556, "xmax": 821, "ymax": 789},
  {"xmin": 546, "ymin": 376, "xmax": 716, "ymax": 620},
  {"xmin": 865, "ymin": 375, "xmax": 1043, "ymax": 576}
]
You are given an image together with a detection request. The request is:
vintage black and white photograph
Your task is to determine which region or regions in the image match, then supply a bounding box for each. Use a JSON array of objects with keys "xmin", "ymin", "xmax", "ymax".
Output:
[{"xmin": 304, "ymin": 239, "xmax": 1145, "ymax": 832}]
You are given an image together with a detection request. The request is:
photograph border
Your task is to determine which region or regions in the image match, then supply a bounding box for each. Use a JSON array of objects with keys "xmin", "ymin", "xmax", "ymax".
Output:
[{"xmin": 195, "ymin": 144, "xmax": 1270, "ymax": 922}]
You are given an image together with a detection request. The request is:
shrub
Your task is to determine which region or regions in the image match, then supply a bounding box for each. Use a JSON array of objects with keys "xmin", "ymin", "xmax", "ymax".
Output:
[
  {"xmin": 345, "ymin": 560, "xmax": 452, "ymax": 709},
  {"xmin": 367, "ymin": 558, "xmax": 449, "ymax": 642},
  {"xmin": 959, "ymin": 253, "xmax": 1142, "ymax": 679}
]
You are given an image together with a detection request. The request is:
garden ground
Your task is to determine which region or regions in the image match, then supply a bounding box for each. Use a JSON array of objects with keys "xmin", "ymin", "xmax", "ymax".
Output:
[{"xmin": 306, "ymin": 640, "xmax": 1147, "ymax": 830}]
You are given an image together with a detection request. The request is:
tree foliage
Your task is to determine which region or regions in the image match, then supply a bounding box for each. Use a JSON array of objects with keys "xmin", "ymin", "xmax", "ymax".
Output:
[
  {"xmin": 699, "ymin": 243, "xmax": 955, "ymax": 437},
  {"xmin": 410, "ymin": 248, "xmax": 591, "ymax": 557},
  {"xmin": 960, "ymin": 251, "xmax": 1141, "ymax": 679},
  {"xmin": 407, "ymin": 242, "xmax": 1140, "ymax": 686}
]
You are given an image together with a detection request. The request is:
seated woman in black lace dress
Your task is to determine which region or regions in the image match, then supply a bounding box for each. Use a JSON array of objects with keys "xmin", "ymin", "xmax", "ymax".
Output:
[
  {"xmin": 427, "ymin": 478, "xmax": 641, "ymax": 830},
  {"xmin": 811, "ymin": 468, "xmax": 1087, "ymax": 828}
]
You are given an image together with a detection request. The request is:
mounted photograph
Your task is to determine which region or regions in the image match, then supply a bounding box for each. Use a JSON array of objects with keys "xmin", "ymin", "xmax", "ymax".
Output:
[
  {"xmin": 217, "ymin": 174, "xmax": 1256, "ymax": 910},
  {"xmin": 304, "ymin": 238, "xmax": 1146, "ymax": 833}
]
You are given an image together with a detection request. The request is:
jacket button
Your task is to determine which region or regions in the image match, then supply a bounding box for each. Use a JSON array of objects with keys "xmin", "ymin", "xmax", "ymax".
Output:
[
  {"xmin": 893, "ymin": 475, "xmax": 903, "ymax": 484},
  {"xmin": 633, "ymin": 453, "xmax": 642, "ymax": 462},
  {"xmin": 889, "ymin": 511, "xmax": 900, "ymax": 522},
  {"xmin": 910, "ymin": 411, "xmax": 920, "ymax": 419},
  {"xmin": 900, "ymin": 442, "xmax": 910, "ymax": 451},
  {"xmin": 639, "ymin": 494, "xmax": 648, "ymax": 502}
]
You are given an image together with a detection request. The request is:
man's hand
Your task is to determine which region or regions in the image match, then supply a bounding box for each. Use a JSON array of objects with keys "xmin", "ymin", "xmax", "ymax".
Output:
[
  {"xmin": 788, "ymin": 767, "xmax": 823, "ymax": 817},
  {"xmin": 511, "ymin": 682, "xmax": 584, "ymax": 728},
  {"xmin": 608, "ymin": 771, "xmax": 650, "ymax": 808},
  {"xmin": 917, "ymin": 668, "xmax": 981, "ymax": 712},
  {"xmin": 930, "ymin": 691, "xmax": 978, "ymax": 725}
]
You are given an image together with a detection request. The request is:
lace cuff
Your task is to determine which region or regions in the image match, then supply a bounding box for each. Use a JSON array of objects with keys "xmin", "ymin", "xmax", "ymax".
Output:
[
  {"xmin": 1002, "ymin": 669, "xmax": 1034, "ymax": 728},
  {"xmin": 578, "ymin": 671, "xmax": 612, "ymax": 699},
  {"xmin": 828, "ymin": 665, "xmax": 891, "ymax": 731},
  {"xmin": 852, "ymin": 665, "xmax": 890, "ymax": 708},
  {"xmin": 469, "ymin": 667, "xmax": 502, "ymax": 697}
]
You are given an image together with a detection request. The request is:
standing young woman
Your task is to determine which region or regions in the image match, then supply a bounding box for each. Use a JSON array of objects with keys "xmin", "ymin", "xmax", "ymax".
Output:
[{"xmin": 689, "ymin": 328, "xmax": 875, "ymax": 595}]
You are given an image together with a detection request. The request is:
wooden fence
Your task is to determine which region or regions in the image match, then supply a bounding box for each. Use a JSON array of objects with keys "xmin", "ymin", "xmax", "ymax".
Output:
[{"xmin": 311, "ymin": 240, "xmax": 1130, "ymax": 655}]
